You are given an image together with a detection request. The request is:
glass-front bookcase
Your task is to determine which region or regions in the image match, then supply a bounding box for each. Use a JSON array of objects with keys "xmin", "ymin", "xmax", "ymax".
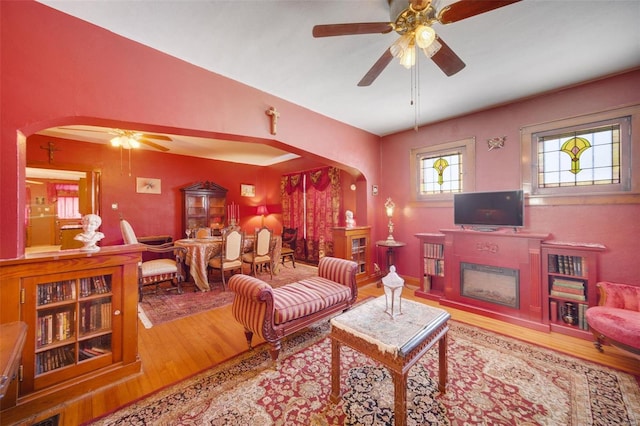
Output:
[{"xmin": 21, "ymin": 266, "xmax": 121, "ymax": 393}]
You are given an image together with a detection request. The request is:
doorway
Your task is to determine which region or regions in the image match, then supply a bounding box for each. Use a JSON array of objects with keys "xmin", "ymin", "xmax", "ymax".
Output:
[{"xmin": 25, "ymin": 166, "xmax": 101, "ymax": 252}]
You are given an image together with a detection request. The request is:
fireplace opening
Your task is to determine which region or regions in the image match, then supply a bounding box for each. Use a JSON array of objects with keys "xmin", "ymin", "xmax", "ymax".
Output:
[{"xmin": 461, "ymin": 262, "xmax": 520, "ymax": 309}]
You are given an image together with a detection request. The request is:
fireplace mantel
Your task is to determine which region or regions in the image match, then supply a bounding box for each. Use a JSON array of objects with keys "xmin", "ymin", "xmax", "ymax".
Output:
[{"xmin": 439, "ymin": 229, "xmax": 550, "ymax": 331}]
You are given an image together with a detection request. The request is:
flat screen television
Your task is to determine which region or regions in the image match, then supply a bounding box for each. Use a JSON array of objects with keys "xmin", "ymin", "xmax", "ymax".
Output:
[{"xmin": 454, "ymin": 189, "xmax": 524, "ymax": 230}]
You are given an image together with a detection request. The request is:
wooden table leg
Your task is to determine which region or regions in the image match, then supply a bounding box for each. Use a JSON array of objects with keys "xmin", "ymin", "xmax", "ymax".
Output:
[
  {"xmin": 438, "ymin": 332, "xmax": 448, "ymax": 393},
  {"xmin": 330, "ymin": 337, "xmax": 341, "ymax": 403},
  {"xmin": 392, "ymin": 370, "xmax": 407, "ymax": 426}
]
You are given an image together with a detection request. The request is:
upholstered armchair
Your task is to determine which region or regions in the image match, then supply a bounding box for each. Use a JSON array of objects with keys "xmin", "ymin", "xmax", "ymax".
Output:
[
  {"xmin": 280, "ymin": 227, "xmax": 298, "ymax": 268},
  {"xmin": 120, "ymin": 219, "xmax": 187, "ymax": 301},
  {"xmin": 585, "ymin": 281, "xmax": 640, "ymax": 356},
  {"xmin": 242, "ymin": 226, "xmax": 273, "ymax": 279}
]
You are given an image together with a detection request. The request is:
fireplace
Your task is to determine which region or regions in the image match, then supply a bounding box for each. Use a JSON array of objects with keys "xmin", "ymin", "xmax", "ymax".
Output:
[
  {"xmin": 461, "ymin": 262, "xmax": 520, "ymax": 309},
  {"xmin": 439, "ymin": 229, "xmax": 548, "ymax": 331}
]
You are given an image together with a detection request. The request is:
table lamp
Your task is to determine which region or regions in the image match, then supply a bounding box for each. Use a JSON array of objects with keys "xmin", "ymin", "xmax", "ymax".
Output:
[
  {"xmin": 257, "ymin": 205, "xmax": 269, "ymax": 227},
  {"xmin": 385, "ymin": 197, "xmax": 395, "ymax": 241}
]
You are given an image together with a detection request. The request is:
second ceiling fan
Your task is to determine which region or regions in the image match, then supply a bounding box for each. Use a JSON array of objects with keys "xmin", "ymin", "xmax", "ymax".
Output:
[{"xmin": 313, "ymin": 0, "xmax": 521, "ymax": 86}]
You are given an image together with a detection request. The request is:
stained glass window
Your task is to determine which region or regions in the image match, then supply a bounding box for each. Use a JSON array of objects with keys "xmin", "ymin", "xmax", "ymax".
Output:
[
  {"xmin": 537, "ymin": 122, "xmax": 621, "ymax": 188},
  {"xmin": 419, "ymin": 152, "xmax": 462, "ymax": 194}
]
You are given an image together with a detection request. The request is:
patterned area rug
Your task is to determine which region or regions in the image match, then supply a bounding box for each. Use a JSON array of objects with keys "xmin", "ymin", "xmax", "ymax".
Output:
[
  {"xmin": 138, "ymin": 263, "xmax": 318, "ymax": 327},
  {"xmin": 91, "ymin": 321, "xmax": 640, "ymax": 425}
]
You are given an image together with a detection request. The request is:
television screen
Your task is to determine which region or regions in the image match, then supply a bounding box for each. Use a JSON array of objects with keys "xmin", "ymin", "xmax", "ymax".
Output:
[{"xmin": 454, "ymin": 190, "xmax": 524, "ymax": 229}]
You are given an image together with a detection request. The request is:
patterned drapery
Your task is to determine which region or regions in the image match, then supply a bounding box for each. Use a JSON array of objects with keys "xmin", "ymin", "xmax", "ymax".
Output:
[{"xmin": 281, "ymin": 167, "xmax": 341, "ymax": 263}]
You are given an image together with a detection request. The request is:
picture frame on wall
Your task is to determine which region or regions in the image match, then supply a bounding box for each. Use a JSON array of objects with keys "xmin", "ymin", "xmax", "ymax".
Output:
[
  {"xmin": 240, "ymin": 183, "xmax": 255, "ymax": 197},
  {"xmin": 136, "ymin": 177, "xmax": 161, "ymax": 194}
]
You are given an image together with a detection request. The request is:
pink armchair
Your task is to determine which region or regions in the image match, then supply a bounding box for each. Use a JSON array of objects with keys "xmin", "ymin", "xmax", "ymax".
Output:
[{"xmin": 585, "ymin": 281, "xmax": 640, "ymax": 356}]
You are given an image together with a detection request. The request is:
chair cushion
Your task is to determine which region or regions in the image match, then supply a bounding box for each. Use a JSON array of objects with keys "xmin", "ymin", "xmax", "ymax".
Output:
[
  {"xmin": 297, "ymin": 277, "xmax": 352, "ymax": 307},
  {"xmin": 141, "ymin": 259, "xmax": 178, "ymax": 277},
  {"xmin": 586, "ymin": 306, "xmax": 640, "ymax": 349},
  {"xmin": 272, "ymin": 283, "xmax": 327, "ymax": 324},
  {"xmin": 209, "ymin": 258, "xmax": 242, "ymax": 269}
]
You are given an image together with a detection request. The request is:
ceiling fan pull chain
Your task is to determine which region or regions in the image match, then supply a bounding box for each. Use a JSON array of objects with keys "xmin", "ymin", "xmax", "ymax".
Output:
[{"xmin": 413, "ymin": 59, "xmax": 420, "ymax": 132}]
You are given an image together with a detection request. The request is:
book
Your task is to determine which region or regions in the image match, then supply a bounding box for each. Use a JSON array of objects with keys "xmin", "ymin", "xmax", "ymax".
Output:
[
  {"xmin": 552, "ymin": 278, "xmax": 585, "ymax": 289},
  {"xmin": 551, "ymin": 285, "xmax": 584, "ymax": 296},
  {"xmin": 550, "ymin": 290, "xmax": 586, "ymax": 301}
]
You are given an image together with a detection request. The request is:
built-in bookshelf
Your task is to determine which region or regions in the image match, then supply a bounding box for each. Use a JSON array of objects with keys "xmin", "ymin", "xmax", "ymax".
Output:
[
  {"xmin": 542, "ymin": 241, "xmax": 605, "ymax": 339},
  {"xmin": 415, "ymin": 233, "xmax": 445, "ymax": 300}
]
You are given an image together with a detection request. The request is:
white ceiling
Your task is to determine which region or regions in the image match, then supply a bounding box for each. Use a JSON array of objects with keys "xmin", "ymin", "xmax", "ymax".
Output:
[{"xmin": 35, "ymin": 0, "xmax": 640, "ymax": 162}]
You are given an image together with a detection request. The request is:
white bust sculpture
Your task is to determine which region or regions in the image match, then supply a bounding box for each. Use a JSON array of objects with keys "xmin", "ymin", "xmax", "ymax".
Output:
[
  {"xmin": 74, "ymin": 213, "xmax": 105, "ymax": 252},
  {"xmin": 345, "ymin": 210, "xmax": 356, "ymax": 228}
]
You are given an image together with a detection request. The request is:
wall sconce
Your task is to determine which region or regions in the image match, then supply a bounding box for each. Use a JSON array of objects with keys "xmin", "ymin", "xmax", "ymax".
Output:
[
  {"xmin": 256, "ymin": 205, "xmax": 269, "ymax": 227},
  {"xmin": 385, "ymin": 197, "xmax": 395, "ymax": 241}
]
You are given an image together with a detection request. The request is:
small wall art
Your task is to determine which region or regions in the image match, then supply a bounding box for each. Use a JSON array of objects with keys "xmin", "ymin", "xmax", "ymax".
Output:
[
  {"xmin": 240, "ymin": 183, "xmax": 255, "ymax": 197},
  {"xmin": 136, "ymin": 177, "xmax": 161, "ymax": 194}
]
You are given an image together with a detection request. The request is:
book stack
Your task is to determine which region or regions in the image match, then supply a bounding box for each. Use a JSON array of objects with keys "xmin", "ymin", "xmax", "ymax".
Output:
[
  {"xmin": 424, "ymin": 243, "xmax": 445, "ymax": 277},
  {"xmin": 550, "ymin": 278, "xmax": 586, "ymax": 301},
  {"xmin": 547, "ymin": 254, "xmax": 587, "ymax": 276}
]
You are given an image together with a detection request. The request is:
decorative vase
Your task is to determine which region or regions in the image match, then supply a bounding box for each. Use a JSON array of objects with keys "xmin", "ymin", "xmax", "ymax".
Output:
[{"xmin": 562, "ymin": 302, "xmax": 577, "ymax": 325}]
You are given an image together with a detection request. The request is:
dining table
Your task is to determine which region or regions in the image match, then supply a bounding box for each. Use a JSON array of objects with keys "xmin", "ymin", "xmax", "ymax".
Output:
[{"xmin": 175, "ymin": 234, "xmax": 282, "ymax": 291}]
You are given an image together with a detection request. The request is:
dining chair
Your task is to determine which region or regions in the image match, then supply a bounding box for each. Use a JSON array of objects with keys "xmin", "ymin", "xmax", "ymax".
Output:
[
  {"xmin": 208, "ymin": 226, "xmax": 244, "ymax": 290},
  {"xmin": 119, "ymin": 218, "xmax": 187, "ymax": 301},
  {"xmin": 242, "ymin": 226, "xmax": 273, "ymax": 279},
  {"xmin": 280, "ymin": 227, "xmax": 298, "ymax": 268}
]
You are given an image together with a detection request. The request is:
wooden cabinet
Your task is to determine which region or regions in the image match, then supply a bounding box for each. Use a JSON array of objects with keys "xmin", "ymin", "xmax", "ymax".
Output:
[
  {"xmin": 541, "ymin": 241, "xmax": 605, "ymax": 339},
  {"xmin": 414, "ymin": 233, "xmax": 445, "ymax": 300},
  {"xmin": 332, "ymin": 226, "xmax": 371, "ymax": 285},
  {"xmin": 0, "ymin": 246, "xmax": 142, "ymax": 418},
  {"xmin": 181, "ymin": 181, "xmax": 228, "ymax": 234}
]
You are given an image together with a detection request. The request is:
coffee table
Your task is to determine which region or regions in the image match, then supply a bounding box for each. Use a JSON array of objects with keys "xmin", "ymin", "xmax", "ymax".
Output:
[{"xmin": 330, "ymin": 296, "xmax": 450, "ymax": 426}]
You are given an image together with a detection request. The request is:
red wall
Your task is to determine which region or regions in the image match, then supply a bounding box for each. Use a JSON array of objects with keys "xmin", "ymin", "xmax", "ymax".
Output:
[
  {"xmin": 0, "ymin": 1, "xmax": 380, "ymax": 259},
  {"xmin": 378, "ymin": 70, "xmax": 640, "ymax": 285}
]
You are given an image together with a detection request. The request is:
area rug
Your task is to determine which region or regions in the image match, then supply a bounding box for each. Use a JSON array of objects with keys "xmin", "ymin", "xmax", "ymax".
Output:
[
  {"xmin": 138, "ymin": 263, "xmax": 318, "ymax": 327},
  {"xmin": 90, "ymin": 321, "xmax": 640, "ymax": 425}
]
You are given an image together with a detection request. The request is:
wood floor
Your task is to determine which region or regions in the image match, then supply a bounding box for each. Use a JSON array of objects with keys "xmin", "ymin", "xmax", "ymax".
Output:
[{"xmin": 8, "ymin": 284, "xmax": 640, "ymax": 425}]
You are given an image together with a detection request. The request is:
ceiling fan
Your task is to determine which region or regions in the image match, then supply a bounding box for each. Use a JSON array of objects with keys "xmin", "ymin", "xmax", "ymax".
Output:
[
  {"xmin": 313, "ymin": 0, "xmax": 521, "ymax": 86},
  {"xmin": 58, "ymin": 127, "xmax": 172, "ymax": 152}
]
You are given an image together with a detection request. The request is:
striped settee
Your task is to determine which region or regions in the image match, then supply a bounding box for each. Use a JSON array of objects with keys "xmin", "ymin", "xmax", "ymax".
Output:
[{"xmin": 229, "ymin": 256, "xmax": 358, "ymax": 361}]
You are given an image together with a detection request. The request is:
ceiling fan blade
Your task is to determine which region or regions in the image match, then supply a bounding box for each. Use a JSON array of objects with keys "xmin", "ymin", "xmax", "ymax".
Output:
[
  {"xmin": 140, "ymin": 133, "xmax": 172, "ymax": 141},
  {"xmin": 58, "ymin": 127, "xmax": 106, "ymax": 133},
  {"xmin": 358, "ymin": 48, "xmax": 394, "ymax": 87},
  {"xmin": 437, "ymin": 0, "xmax": 521, "ymax": 25},
  {"xmin": 313, "ymin": 22, "xmax": 393, "ymax": 38},
  {"xmin": 138, "ymin": 138, "xmax": 170, "ymax": 152},
  {"xmin": 430, "ymin": 36, "xmax": 466, "ymax": 76}
]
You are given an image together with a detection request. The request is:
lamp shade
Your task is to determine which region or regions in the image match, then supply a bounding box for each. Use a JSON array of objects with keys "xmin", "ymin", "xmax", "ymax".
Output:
[{"xmin": 257, "ymin": 205, "xmax": 269, "ymax": 216}]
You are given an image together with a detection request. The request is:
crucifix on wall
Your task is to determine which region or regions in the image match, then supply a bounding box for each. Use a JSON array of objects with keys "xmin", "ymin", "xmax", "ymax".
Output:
[
  {"xmin": 265, "ymin": 106, "xmax": 280, "ymax": 135},
  {"xmin": 40, "ymin": 141, "xmax": 61, "ymax": 163}
]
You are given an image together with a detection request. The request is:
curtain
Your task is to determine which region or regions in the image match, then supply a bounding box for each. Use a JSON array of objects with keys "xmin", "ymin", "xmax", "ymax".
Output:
[
  {"xmin": 281, "ymin": 167, "xmax": 341, "ymax": 263},
  {"xmin": 49, "ymin": 183, "xmax": 81, "ymax": 219}
]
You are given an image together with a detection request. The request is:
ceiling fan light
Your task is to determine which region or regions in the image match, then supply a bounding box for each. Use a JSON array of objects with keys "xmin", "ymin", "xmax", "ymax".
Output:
[
  {"xmin": 110, "ymin": 136, "xmax": 123, "ymax": 147},
  {"xmin": 415, "ymin": 25, "xmax": 436, "ymax": 49},
  {"xmin": 128, "ymin": 138, "xmax": 140, "ymax": 148},
  {"xmin": 390, "ymin": 32, "xmax": 412, "ymax": 58},
  {"xmin": 422, "ymin": 39, "xmax": 442, "ymax": 58},
  {"xmin": 399, "ymin": 45, "xmax": 416, "ymax": 69}
]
